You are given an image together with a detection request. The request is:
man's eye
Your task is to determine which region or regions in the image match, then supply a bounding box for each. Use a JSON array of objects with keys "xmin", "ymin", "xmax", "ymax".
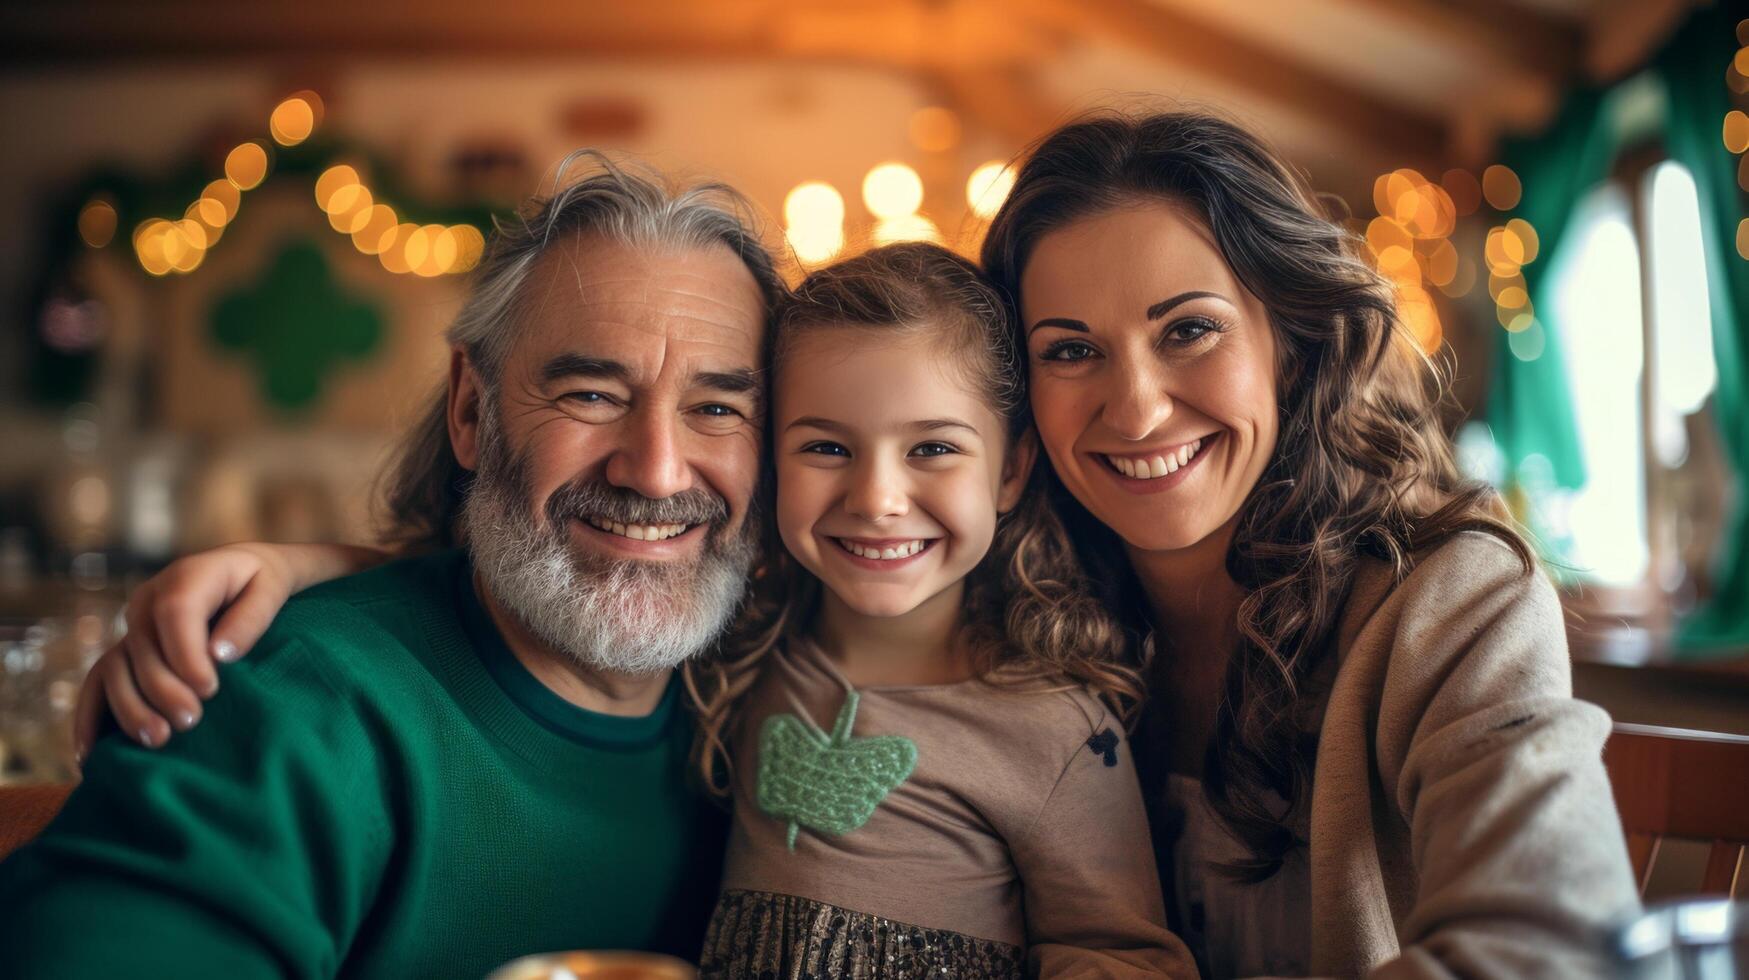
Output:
[
  {"xmin": 800, "ymin": 441, "xmax": 849, "ymax": 457},
  {"xmin": 564, "ymin": 391, "xmax": 609, "ymax": 404},
  {"xmin": 910, "ymin": 442, "xmax": 957, "ymax": 458},
  {"xmin": 696, "ymin": 403, "xmax": 741, "ymax": 418},
  {"xmin": 1041, "ymin": 340, "xmax": 1097, "ymax": 362}
]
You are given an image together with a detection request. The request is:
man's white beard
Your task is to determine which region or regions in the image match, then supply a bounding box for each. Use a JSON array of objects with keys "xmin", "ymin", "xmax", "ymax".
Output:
[{"xmin": 461, "ymin": 409, "xmax": 757, "ymax": 676}]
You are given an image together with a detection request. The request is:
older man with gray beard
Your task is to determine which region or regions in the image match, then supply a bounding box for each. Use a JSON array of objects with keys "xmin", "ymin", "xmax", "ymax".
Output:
[{"xmin": 0, "ymin": 154, "xmax": 782, "ymax": 979}]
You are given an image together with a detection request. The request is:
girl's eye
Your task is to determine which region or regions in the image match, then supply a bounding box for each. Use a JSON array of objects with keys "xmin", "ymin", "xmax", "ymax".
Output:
[
  {"xmin": 1040, "ymin": 340, "xmax": 1098, "ymax": 362},
  {"xmin": 800, "ymin": 441, "xmax": 849, "ymax": 457},
  {"xmin": 910, "ymin": 442, "xmax": 957, "ymax": 458}
]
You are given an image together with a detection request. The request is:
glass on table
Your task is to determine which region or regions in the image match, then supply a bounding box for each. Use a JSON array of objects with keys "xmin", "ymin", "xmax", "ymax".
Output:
[{"xmin": 486, "ymin": 951, "xmax": 697, "ymax": 980}]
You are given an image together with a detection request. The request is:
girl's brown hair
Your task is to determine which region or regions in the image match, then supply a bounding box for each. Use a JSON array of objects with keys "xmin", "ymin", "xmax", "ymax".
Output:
[
  {"xmin": 682, "ymin": 242, "xmax": 1147, "ymax": 797},
  {"xmin": 980, "ymin": 111, "xmax": 1534, "ymax": 881}
]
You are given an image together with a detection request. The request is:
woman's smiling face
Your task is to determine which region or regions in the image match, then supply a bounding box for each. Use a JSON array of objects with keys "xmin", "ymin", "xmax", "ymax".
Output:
[{"xmin": 1020, "ymin": 199, "xmax": 1280, "ymax": 555}]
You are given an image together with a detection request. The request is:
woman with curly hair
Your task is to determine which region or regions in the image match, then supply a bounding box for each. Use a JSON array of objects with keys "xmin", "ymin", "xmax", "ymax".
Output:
[{"xmin": 981, "ymin": 110, "xmax": 1640, "ymax": 977}]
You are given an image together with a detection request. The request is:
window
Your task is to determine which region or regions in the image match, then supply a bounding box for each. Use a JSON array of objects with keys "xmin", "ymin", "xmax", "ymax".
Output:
[{"xmin": 1538, "ymin": 156, "xmax": 1727, "ymax": 611}]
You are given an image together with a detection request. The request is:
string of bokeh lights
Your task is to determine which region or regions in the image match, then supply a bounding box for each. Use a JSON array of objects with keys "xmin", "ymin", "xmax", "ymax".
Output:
[
  {"xmin": 73, "ymin": 91, "xmax": 483, "ymax": 279},
  {"xmin": 781, "ymin": 158, "xmax": 1016, "ymax": 269},
  {"xmin": 1723, "ymin": 19, "xmax": 1749, "ymax": 260}
]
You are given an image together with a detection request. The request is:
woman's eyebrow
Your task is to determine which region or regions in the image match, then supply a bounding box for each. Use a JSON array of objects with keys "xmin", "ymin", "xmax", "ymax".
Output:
[
  {"xmin": 1028, "ymin": 317, "xmax": 1089, "ymax": 335},
  {"xmin": 1147, "ymin": 290, "xmax": 1226, "ymax": 319}
]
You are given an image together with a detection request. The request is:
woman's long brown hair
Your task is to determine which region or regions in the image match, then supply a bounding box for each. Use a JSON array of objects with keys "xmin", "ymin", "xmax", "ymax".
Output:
[
  {"xmin": 683, "ymin": 242, "xmax": 1148, "ymax": 798},
  {"xmin": 981, "ymin": 111, "xmax": 1534, "ymax": 881}
]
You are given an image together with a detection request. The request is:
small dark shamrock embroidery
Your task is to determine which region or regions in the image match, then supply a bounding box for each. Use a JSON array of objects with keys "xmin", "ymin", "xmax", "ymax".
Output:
[{"xmin": 1087, "ymin": 728, "xmax": 1119, "ymax": 767}]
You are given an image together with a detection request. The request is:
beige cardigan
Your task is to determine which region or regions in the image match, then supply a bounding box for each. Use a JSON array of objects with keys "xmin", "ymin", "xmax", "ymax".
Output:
[{"xmin": 1308, "ymin": 531, "xmax": 1641, "ymax": 977}]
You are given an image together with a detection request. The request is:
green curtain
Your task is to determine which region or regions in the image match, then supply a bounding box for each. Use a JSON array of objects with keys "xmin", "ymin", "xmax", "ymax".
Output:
[
  {"xmin": 1483, "ymin": 88, "xmax": 1618, "ymax": 554},
  {"xmin": 1656, "ymin": 7, "xmax": 1749, "ymax": 655}
]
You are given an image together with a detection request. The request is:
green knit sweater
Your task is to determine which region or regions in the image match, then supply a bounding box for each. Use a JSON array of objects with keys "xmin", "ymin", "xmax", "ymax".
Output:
[{"xmin": 0, "ymin": 550, "xmax": 726, "ymax": 979}]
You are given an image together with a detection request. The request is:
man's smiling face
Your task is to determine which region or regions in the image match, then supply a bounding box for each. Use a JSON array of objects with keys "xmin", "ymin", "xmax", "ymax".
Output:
[{"xmin": 452, "ymin": 232, "xmax": 769, "ymax": 672}]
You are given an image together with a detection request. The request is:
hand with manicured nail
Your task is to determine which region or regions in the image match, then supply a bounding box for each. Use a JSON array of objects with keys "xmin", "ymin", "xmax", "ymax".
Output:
[{"xmin": 71, "ymin": 542, "xmax": 388, "ymax": 766}]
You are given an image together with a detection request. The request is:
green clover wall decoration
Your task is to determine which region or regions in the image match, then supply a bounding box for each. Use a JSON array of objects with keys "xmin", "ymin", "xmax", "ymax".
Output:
[
  {"xmin": 211, "ymin": 240, "xmax": 382, "ymax": 410},
  {"xmin": 756, "ymin": 690, "xmax": 917, "ymax": 850}
]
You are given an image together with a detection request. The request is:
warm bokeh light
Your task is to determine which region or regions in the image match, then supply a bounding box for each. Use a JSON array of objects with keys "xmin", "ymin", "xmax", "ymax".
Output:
[
  {"xmin": 1737, "ymin": 217, "xmax": 1749, "ymax": 260},
  {"xmin": 1730, "ymin": 61, "xmax": 1749, "ymax": 95},
  {"xmin": 135, "ymin": 220, "xmax": 173, "ymax": 276},
  {"xmin": 1440, "ymin": 169, "xmax": 1482, "ymax": 216},
  {"xmin": 224, "ymin": 142, "xmax": 269, "ymax": 191},
  {"xmin": 182, "ymin": 202, "xmax": 226, "ymax": 248},
  {"xmin": 350, "ymin": 205, "xmax": 399, "ymax": 254},
  {"xmin": 784, "ymin": 181, "xmax": 846, "ymax": 230},
  {"xmin": 1437, "ymin": 256, "xmax": 1477, "ymax": 298},
  {"xmin": 1372, "ymin": 170, "xmax": 1418, "ymax": 218},
  {"xmin": 1396, "ymin": 284, "xmax": 1442, "ymax": 354},
  {"xmin": 269, "ymin": 97, "xmax": 316, "ymax": 146},
  {"xmin": 908, "ymin": 106, "xmax": 961, "ymax": 154},
  {"xmin": 450, "ymin": 224, "xmax": 486, "ymax": 273},
  {"xmin": 786, "ymin": 224, "xmax": 844, "ymax": 266},
  {"xmin": 413, "ymin": 224, "xmax": 455, "ymax": 277},
  {"xmin": 862, "ymin": 162, "xmax": 924, "ymax": 220},
  {"xmin": 1485, "ymin": 226, "xmax": 1524, "ymax": 274},
  {"xmin": 872, "ymin": 213, "xmax": 942, "ymax": 245},
  {"xmin": 1505, "ymin": 218, "xmax": 1540, "ymax": 263},
  {"xmin": 1375, "ymin": 245, "xmax": 1421, "ymax": 285},
  {"xmin": 1423, "ymin": 238, "xmax": 1458, "ymax": 287},
  {"xmin": 1724, "ymin": 110, "xmax": 1749, "ymax": 154},
  {"xmin": 1365, "ymin": 216, "xmax": 1413, "ymax": 257},
  {"xmin": 327, "ymin": 185, "xmax": 374, "ymax": 232},
  {"xmin": 1740, "ymin": 154, "xmax": 1749, "ymax": 193},
  {"xmin": 78, "ymin": 200, "xmax": 117, "ymax": 248},
  {"xmin": 1736, "ymin": 47, "xmax": 1749, "ymax": 77},
  {"xmin": 1496, "ymin": 285, "xmax": 1529, "ymax": 309},
  {"xmin": 1395, "ymin": 181, "xmax": 1456, "ymax": 239},
  {"xmin": 1498, "ymin": 299, "xmax": 1535, "ymax": 329},
  {"xmin": 315, "ymin": 165, "xmax": 361, "ymax": 211},
  {"xmin": 379, "ymin": 223, "xmax": 416, "ymax": 274},
  {"xmin": 1481, "ymin": 164, "xmax": 1521, "ymax": 211},
  {"xmin": 1488, "ymin": 270, "xmax": 1527, "ymax": 301},
  {"xmin": 400, "ymin": 224, "xmax": 433, "ymax": 274},
  {"xmin": 203, "ymin": 179, "xmax": 241, "ymax": 222},
  {"xmin": 187, "ymin": 197, "xmax": 227, "ymax": 229},
  {"xmin": 965, "ymin": 161, "xmax": 1014, "ymax": 221}
]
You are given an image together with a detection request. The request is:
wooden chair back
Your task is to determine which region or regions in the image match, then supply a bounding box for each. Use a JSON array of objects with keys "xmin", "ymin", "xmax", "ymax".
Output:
[
  {"xmin": 0, "ymin": 783, "xmax": 72, "ymax": 861},
  {"xmin": 1603, "ymin": 722, "xmax": 1749, "ymax": 897}
]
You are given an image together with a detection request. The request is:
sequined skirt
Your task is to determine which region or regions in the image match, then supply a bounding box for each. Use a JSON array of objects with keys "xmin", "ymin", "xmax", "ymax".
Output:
[{"xmin": 700, "ymin": 888, "xmax": 1025, "ymax": 979}]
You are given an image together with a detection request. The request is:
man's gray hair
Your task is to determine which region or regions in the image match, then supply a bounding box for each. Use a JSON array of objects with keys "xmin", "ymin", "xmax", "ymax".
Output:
[
  {"xmin": 379, "ymin": 150, "xmax": 784, "ymax": 550},
  {"xmin": 449, "ymin": 149, "xmax": 784, "ymax": 387}
]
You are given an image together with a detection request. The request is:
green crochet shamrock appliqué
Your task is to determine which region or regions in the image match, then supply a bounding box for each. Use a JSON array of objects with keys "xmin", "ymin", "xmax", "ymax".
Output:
[
  {"xmin": 211, "ymin": 240, "xmax": 382, "ymax": 411},
  {"xmin": 756, "ymin": 690, "xmax": 917, "ymax": 850}
]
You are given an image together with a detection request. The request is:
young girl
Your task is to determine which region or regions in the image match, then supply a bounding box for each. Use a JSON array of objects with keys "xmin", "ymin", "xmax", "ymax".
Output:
[{"xmin": 79, "ymin": 243, "xmax": 1195, "ymax": 978}]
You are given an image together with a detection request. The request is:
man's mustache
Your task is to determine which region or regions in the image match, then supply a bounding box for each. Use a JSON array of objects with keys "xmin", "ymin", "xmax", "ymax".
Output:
[{"xmin": 545, "ymin": 479, "xmax": 729, "ymax": 529}]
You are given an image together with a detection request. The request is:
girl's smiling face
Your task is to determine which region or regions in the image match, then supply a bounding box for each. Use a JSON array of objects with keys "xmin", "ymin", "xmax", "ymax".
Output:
[
  {"xmin": 1021, "ymin": 200, "xmax": 1281, "ymax": 555},
  {"xmin": 774, "ymin": 326, "xmax": 1031, "ymax": 620}
]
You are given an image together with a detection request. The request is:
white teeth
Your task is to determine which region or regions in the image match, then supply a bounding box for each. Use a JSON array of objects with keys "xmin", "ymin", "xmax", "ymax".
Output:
[
  {"xmin": 839, "ymin": 538, "xmax": 926, "ymax": 560},
  {"xmin": 1107, "ymin": 438, "xmax": 1207, "ymax": 481},
  {"xmin": 587, "ymin": 517, "xmax": 690, "ymax": 541}
]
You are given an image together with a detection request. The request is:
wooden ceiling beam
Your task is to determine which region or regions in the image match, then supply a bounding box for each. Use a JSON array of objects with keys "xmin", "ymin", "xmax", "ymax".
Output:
[
  {"xmin": 1010, "ymin": 0, "xmax": 1447, "ymax": 170},
  {"xmin": 0, "ymin": 0, "xmax": 1057, "ymax": 70},
  {"xmin": 1332, "ymin": 0, "xmax": 1583, "ymax": 88}
]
